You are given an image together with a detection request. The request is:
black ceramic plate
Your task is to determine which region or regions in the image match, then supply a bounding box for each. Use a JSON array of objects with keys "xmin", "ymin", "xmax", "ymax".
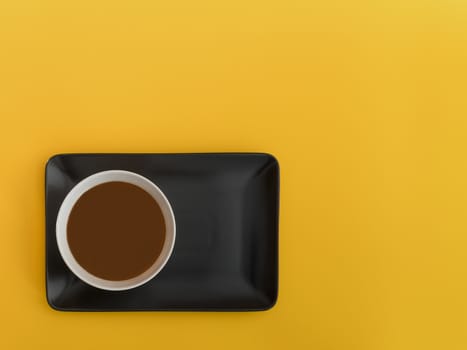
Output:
[{"xmin": 46, "ymin": 153, "xmax": 279, "ymax": 311}]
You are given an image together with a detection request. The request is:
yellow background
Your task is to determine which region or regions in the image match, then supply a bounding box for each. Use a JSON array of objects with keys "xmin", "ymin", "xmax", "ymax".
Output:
[{"xmin": 1, "ymin": 0, "xmax": 467, "ymax": 349}]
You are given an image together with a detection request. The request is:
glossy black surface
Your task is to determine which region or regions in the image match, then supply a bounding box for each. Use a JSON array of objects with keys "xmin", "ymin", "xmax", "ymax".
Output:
[{"xmin": 46, "ymin": 153, "xmax": 279, "ymax": 311}]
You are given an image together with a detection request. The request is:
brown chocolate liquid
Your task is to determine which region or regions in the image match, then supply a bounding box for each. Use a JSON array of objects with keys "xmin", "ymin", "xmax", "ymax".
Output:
[{"xmin": 67, "ymin": 182, "xmax": 166, "ymax": 281}]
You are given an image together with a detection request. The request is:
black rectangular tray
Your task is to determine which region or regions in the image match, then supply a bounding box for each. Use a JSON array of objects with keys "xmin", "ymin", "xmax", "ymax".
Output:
[{"xmin": 46, "ymin": 153, "xmax": 279, "ymax": 311}]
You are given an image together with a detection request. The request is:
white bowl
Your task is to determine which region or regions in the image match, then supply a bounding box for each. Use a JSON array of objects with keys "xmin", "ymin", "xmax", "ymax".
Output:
[{"xmin": 56, "ymin": 170, "xmax": 176, "ymax": 291}]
